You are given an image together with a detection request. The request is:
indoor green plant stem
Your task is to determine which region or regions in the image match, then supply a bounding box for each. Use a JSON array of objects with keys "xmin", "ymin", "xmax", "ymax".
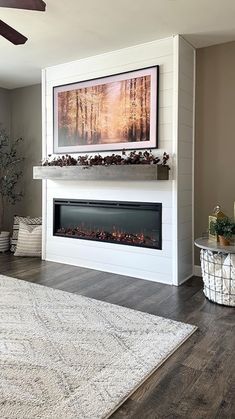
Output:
[{"xmin": 210, "ymin": 217, "xmax": 235, "ymax": 246}]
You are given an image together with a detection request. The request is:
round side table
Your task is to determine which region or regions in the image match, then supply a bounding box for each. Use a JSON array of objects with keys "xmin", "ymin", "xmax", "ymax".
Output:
[{"xmin": 195, "ymin": 237, "xmax": 235, "ymax": 307}]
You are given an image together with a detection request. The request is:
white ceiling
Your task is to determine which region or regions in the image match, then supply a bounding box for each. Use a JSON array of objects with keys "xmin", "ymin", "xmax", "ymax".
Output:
[{"xmin": 1, "ymin": 0, "xmax": 235, "ymax": 89}]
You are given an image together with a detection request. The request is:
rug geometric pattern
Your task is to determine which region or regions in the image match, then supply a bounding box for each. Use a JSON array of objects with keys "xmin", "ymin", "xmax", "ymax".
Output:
[{"xmin": 0, "ymin": 275, "xmax": 196, "ymax": 419}]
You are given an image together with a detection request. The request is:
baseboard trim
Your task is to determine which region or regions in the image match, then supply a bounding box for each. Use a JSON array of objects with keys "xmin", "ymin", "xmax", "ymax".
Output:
[
  {"xmin": 178, "ymin": 273, "xmax": 194, "ymax": 285},
  {"xmin": 194, "ymin": 265, "xmax": 202, "ymax": 277}
]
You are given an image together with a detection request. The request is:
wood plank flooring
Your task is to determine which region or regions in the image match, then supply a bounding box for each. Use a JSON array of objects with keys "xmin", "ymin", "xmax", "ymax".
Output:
[{"xmin": 0, "ymin": 253, "xmax": 234, "ymax": 418}]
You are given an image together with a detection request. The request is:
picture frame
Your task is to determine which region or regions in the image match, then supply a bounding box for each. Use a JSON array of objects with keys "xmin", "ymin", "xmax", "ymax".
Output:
[{"xmin": 53, "ymin": 65, "xmax": 159, "ymax": 154}]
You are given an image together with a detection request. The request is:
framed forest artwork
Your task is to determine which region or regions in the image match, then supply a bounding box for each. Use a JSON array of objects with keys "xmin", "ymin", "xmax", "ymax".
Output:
[{"xmin": 53, "ymin": 66, "xmax": 159, "ymax": 153}]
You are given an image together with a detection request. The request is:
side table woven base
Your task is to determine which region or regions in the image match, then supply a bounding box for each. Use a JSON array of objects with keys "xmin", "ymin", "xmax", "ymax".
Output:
[{"xmin": 200, "ymin": 249, "xmax": 235, "ymax": 307}]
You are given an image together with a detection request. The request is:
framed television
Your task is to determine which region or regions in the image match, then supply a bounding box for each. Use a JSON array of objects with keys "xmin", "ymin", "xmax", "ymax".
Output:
[{"xmin": 53, "ymin": 65, "xmax": 159, "ymax": 153}]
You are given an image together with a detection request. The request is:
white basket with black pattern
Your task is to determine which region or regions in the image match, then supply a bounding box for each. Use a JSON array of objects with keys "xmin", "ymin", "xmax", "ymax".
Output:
[
  {"xmin": 0, "ymin": 231, "xmax": 10, "ymax": 252},
  {"xmin": 200, "ymin": 249, "xmax": 235, "ymax": 306}
]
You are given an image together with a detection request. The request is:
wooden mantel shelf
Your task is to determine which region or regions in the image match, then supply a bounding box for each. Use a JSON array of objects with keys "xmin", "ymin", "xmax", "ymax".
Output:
[{"xmin": 33, "ymin": 165, "xmax": 170, "ymax": 181}]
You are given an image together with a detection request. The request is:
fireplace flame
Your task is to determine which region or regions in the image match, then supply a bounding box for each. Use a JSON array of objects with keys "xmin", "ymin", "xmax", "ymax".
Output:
[{"xmin": 56, "ymin": 225, "xmax": 158, "ymax": 248}]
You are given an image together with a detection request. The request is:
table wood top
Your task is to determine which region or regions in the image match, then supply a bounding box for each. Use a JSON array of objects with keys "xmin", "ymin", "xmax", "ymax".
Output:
[{"xmin": 195, "ymin": 237, "xmax": 235, "ymax": 253}]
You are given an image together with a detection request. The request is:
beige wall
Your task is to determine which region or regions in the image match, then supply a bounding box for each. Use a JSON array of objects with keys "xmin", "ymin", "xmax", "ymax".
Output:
[
  {"xmin": 0, "ymin": 87, "xmax": 10, "ymax": 131},
  {"xmin": 4, "ymin": 85, "xmax": 42, "ymax": 230},
  {"xmin": 195, "ymin": 41, "xmax": 235, "ymax": 264}
]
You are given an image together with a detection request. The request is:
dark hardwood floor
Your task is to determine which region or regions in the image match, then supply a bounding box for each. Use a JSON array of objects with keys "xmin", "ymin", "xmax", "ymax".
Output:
[{"xmin": 0, "ymin": 253, "xmax": 234, "ymax": 418}]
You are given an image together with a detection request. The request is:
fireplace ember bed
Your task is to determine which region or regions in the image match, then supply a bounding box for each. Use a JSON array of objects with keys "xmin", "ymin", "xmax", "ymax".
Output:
[{"xmin": 53, "ymin": 199, "xmax": 162, "ymax": 250}]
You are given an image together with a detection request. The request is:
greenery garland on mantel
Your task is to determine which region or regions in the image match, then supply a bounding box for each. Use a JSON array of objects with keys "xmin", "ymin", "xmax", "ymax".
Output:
[{"xmin": 42, "ymin": 150, "xmax": 170, "ymax": 168}]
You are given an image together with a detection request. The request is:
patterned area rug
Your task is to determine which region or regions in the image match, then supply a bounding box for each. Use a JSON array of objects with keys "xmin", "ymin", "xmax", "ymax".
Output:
[{"xmin": 0, "ymin": 275, "xmax": 196, "ymax": 419}]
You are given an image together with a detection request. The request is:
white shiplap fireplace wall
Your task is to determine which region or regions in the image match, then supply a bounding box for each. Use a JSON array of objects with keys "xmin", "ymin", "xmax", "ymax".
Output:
[{"xmin": 41, "ymin": 35, "xmax": 195, "ymax": 286}]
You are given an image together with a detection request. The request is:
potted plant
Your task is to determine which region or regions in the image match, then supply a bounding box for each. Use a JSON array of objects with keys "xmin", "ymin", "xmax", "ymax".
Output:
[
  {"xmin": 0, "ymin": 127, "xmax": 24, "ymax": 252},
  {"xmin": 209, "ymin": 217, "xmax": 235, "ymax": 246}
]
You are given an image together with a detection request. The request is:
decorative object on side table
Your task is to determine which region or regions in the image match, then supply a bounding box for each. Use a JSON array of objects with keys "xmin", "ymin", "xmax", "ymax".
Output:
[
  {"xmin": 208, "ymin": 205, "xmax": 227, "ymax": 241},
  {"xmin": 0, "ymin": 127, "xmax": 24, "ymax": 252},
  {"xmin": 209, "ymin": 217, "xmax": 235, "ymax": 246},
  {"xmin": 53, "ymin": 66, "xmax": 159, "ymax": 154}
]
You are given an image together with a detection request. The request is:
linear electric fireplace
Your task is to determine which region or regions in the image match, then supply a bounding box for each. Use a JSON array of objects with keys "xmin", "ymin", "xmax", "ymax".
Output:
[{"xmin": 53, "ymin": 199, "xmax": 162, "ymax": 250}]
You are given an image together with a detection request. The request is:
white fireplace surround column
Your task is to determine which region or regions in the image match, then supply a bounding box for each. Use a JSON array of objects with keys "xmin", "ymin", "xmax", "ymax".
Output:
[{"xmin": 41, "ymin": 35, "xmax": 195, "ymax": 286}]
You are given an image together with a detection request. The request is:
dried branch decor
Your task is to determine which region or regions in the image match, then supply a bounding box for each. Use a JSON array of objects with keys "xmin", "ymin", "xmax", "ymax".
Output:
[
  {"xmin": 0, "ymin": 127, "xmax": 24, "ymax": 232},
  {"xmin": 42, "ymin": 150, "xmax": 170, "ymax": 168}
]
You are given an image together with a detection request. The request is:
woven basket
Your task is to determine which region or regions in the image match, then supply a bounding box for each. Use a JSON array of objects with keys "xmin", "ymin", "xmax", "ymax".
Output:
[
  {"xmin": 0, "ymin": 231, "xmax": 10, "ymax": 253},
  {"xmin": 200, "ymin": 249, "xmax": 235, "ymax": 307}
]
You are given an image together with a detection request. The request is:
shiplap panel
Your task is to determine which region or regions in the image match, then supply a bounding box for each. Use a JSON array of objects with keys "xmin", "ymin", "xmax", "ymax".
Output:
[
  {"xmin": 179, "ymin": 107, "xmax": 193, "ymax": 128},
  {"xmin": 159, "ymin": 89, "xmax": 173, "ymax": 108},
  {"xmin": 159, "ymin": 107, "xmax": 173, "ymax": 124},
  {"xmin": 178, "ymin": 205, "xmax": 193, "ymax": 223},
  {"xmin": 179, "ymin": 72, "xmax": 194, "ymax": 96},
  {"xmin": 42, "ymin": 37, "xmax": 177, "ymax": 284},
  {"xmin": 178, "ymin": 190, "xmax": 193, "ymax": 207},
  {"xmin": 178, "ymin": 252, "xmax": 193, "ymax": 284},
  {"xmin": 45, "ymin": 251, "xmax": 173, "ymax": 285},
  {"xmin": 178, "ymin": 237, "xmax": 193, "ymax": 258},
  {"xmin": 178, "ymin": 141, "xmax": 193, "ymax": 159},
  {"xmin": 178, "ymin": 221, "xmax": 193, "ymax": 240},
  {"xmin": 178, "ymin": 158, "xmax": 193, "ymax": 175},
  {"xmin": 159, "ymin": 73, "xmax": 173, "ymax": 91},
  {"xmin": 180, "ymin": 89, "xmax": 194, "ymax": 112},
  {"xmin": 46, "ymin": 181, "xmax": 174, "ymax": 281},
  {"xmin": 178, "ymin": 174, "xmax": 193, "ymax": 191},
  {"xmin": 177, "ymin": 37, "xmax": 195, "ymax": 283},
  {"xmin": 178, "ymin": 123, "xmax": 193, "ymax": 142},
  {"xmin": 159, "ymin": 123, "xmax": 172, "ymax": 142},
  {"xmin": 45, "ymin": 38, "xmax": 173, "ymax": 82},
  {"xmin": 42, "ymin": 36, "xmax": 195, "ymax": 285}
]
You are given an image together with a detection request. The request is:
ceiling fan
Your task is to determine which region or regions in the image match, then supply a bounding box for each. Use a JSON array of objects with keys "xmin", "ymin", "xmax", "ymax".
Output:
[{"xmin": 0, "ymin": 0, "xmax": 46, "ymax": 45}]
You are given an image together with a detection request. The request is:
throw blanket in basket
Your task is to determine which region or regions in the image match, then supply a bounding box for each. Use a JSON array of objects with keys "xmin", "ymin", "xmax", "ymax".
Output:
[{"xmin": 200, "ymin": 249, "xmax": 235, "ymax": 306}]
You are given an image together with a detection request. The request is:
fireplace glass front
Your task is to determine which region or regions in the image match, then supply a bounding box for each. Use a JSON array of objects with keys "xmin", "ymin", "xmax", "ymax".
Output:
[{"xmin": 53, "ymin": 199, "xmax": 162, "ymax": 250}]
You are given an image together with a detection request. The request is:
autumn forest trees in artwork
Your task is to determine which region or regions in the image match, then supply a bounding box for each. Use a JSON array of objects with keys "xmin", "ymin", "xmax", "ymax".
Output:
[{"xmin": 57, "ymin": 75, "xmax": 151, "ymax": 147}]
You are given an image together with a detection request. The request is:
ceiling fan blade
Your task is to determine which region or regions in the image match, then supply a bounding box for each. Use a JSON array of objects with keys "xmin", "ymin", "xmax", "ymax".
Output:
[
  {"xmin": 0, "ymin": 20, "xmax": 27, "ymax": 45},
  {"xmin": 0, "ymin": 0, "xmax": 46, "ymax": 11}
]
